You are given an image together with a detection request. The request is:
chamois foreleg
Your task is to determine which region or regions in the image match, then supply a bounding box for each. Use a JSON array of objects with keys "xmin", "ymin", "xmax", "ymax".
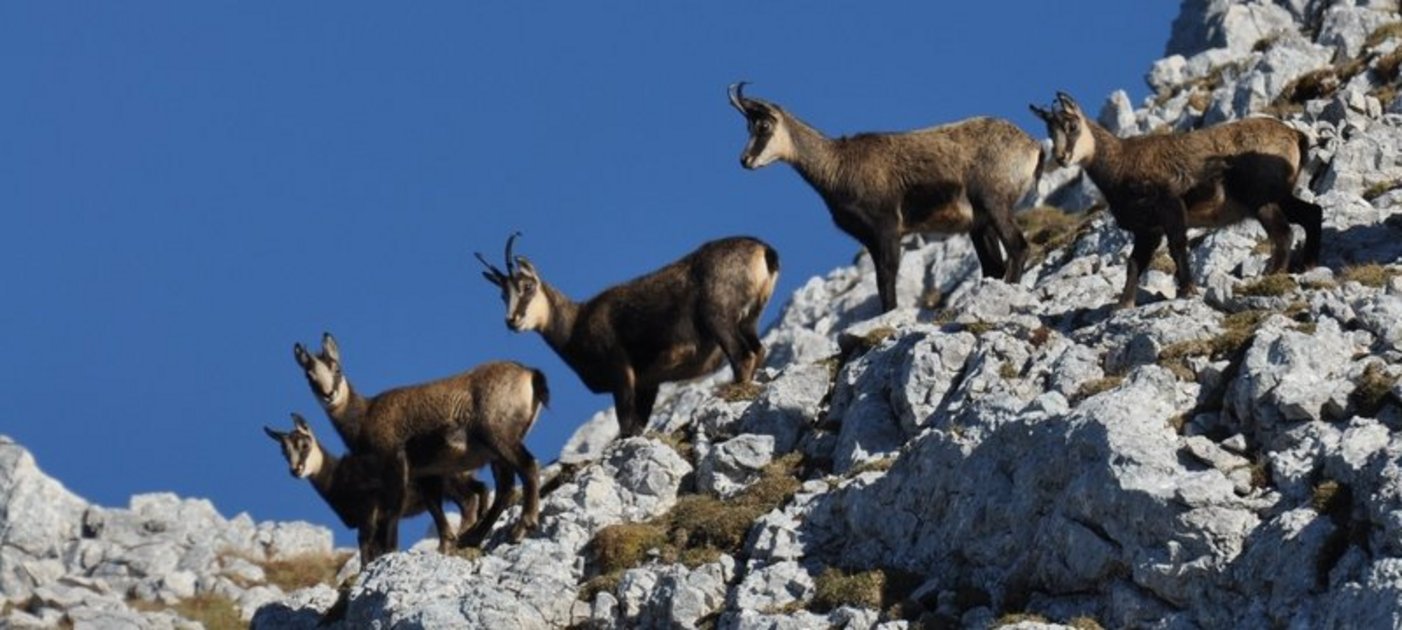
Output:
[
  {"xmin": 1281, "ymin": 196, "xmax": 1323, "ymax": 270},
  {"xmin": 1120, "ymin": 228, "xmax": 1164, "ymax": 310},
  {"xmin": 370, "ymin": 451, "xmax": 409, "ymax": 558},
  {"xmin": 969, "ymin": 222, "xmax": 1007, "ymax": 281},
  {"xmin": 870, "ymin": 230, "xmax": 903, "ymax": 312},
  {"xmin": 458, "ymin": 461, "xmax": 515, "ymax": 548},
  {"xmin": 1257, "ymin": 203, "xmax": 1294, "ymax": 274}
]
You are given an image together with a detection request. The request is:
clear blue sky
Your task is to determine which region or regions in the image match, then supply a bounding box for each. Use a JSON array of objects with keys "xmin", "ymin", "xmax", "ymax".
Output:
[{"xmin": 1, "ymin": 3, "xmax": 1178, "ymax": 543}]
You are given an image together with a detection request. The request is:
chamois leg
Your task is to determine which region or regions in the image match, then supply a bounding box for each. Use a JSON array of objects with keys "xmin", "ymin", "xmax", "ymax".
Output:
[
  {"xmin": 493, "ymin": 443, "xmax": 540, "ymax": 543},
  {"xmin": 870, "ymin": 232, "xmax": 903, "ymax": 313},
  {"xmin": 1157, "ymin": 198, "xmax": 1196, "ymax": 298},
  {"xmin": 1281, "ymin": 196, "xmax": 1323, "ymax": 270},
  {"xmin": 1120, "ymin": 229, "xmax": 1164, "ymax": 310},
  {"xmin": 979, "ymin": 196, "xmax": 1029, "ymax": 283},
  {"xmin": 635, "ymin": 383, "xmax": 660, "ymax": 435},
  {"xmin": 1257, "ymin": 203, "xmax": 1293, "ymax": 275},
  {"xmin": 969, "ymin": 222, "xmax": 1007, "ymax": 280},
  {"xmin": 457, "ymin": 461, "xmax": 515, "ymax": 548},
  {"xmin": 705, "ymin": 311, "xmax": 757, "ymax": 384},
  {"xmin": 356, "ymin": 522, "xmax": 380, "ymax": 565},
  {"xmin": 740, "ymin": 319, "xmax": 765, "ymax": 377},
  {"xmin": 449, "ymin": 475, "xmax": 490, "ymax": 534},
  {"xmin": 372, "ymin": 451, "xmax": 409, "ymax": 557},
  {"xmin": 414, "ymin": 476, "xmax": 455, "ymax": 553},
  {"xmin": 612, "ymin": 379, "xmax": 641, "ymax": 438}
]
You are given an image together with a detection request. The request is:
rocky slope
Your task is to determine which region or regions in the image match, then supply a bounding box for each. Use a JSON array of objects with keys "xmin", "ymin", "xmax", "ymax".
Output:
[{"xmin": 8, "ymin": 1, "xmax": 1402, "ymax": 628}]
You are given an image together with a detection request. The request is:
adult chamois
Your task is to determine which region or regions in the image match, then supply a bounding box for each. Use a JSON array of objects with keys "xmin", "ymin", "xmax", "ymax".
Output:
[
  {"xmin": 1031, "ymin": 92, "xmax": 1322, "ymax": 309},
  {"xmin": 476, "ymin": 233, "xmax": 778, "ymax": 438},
  {"xmin": 293, "ymin": 334, "xmax": 550, "ymax": 549},
  {"xmin": 728, "ymin": 82, "xmax": 1043, "ymax": 312},
  {"xmin": 264, "ymin": 414, "xmax": 490, "ymax": 563}
]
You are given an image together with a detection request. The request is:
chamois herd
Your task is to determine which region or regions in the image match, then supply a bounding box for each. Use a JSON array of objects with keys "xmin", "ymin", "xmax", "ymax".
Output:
[{"xmin": 266, "ymin": 85, "xmax": 1327, "ymax": 564}]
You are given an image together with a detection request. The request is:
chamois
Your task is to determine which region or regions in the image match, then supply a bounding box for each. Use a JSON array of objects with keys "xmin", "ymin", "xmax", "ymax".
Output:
[
  {"xmin": 476, "ymin": 233, "xmax": 778, "ymax": 438},
  {"xmin": 292, "ymin": 334, "xmax": 550, "ymax": 548},
  {"xmin": 1030, "ymin": 92, "xmax": 1323, "ymax": 309},
  {"xmin": 264, "ymin": 414, "xmax": 490, "ymax": 563},
  {"xmin": 728, "ymin": 82, "xmax": 1043, "ymax": 312}
]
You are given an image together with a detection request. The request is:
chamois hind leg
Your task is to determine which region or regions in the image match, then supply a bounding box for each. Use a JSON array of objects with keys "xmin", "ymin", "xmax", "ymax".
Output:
[
  {"xmin": 1156, "ymin": 197, "xmax": 1196, "ymax": 298},
  {"xmin": 371, "ymin": 451, "xmax": 409, "ymax": 557},
  {"xmin": 489, "ymin": 442, "xmax": 540, "ymax": 543},
  {"xmin": 457, "ymin": 461, "xmax": 515, "ymax": 548},
  {"xmin": 703, "ymin": 309, "xmax": 757, "ymax": 384},
  {"xmin": 976, "ymin": 194, "xmax": 1029, "ymax": 284},
  {"xmin": 449, "ymin": 475, "xmax": 490, "ymax": 534},
  {"xmin": 1120, "ymin": 227, "xmax": 1164, "ymax": 310},
  {"xmin": 413, "ymin": 476, "xmax": 455, "ymax": 554},
  {"xmin": 968, "ymin": 222, "xmax": 1007, "ymax": 281},
  {"xmin": 1281, "ymin": 196, "xmax": 1323, "ymax": 270},
  {"xmin": 1256, "ymin": 203, "xmax": 1293, "ymax": 275}
]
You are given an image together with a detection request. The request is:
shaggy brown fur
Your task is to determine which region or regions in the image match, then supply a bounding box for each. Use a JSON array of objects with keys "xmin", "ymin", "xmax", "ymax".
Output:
[
  {"xmin": 479, "ymin": 234, "xmax": 778, "ymax": 438},
  {"xmin": 294, "ymin": 335, "xmax": 549, "ymax": 552},
  {"xmin": 730, "ymin": 82, "xmax": 1043, "ymax": 312},
  {"xmin": 1032, "ymin": 92, "xmax": 1322, "ymax": 309}
]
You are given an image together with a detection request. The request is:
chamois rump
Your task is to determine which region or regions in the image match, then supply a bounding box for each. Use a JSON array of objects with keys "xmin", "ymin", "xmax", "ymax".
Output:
[
  {"xmin": 293, "ymin": 334, "xmax": 549, "ymax": 549},
  {"xmin": 476, "ymin": 233, "xmax": 778, "ymax": 438},
  {"xmin": 1031, "ymin": 92, "xmax": 1323, "ymax": 309},
  {"xmin": 264, "ymin": 414, "xmax": 490, "ymax": 563},
  {"xmin": 728, "ymin": 82, "xmax": 1043, "ymax": 312}
]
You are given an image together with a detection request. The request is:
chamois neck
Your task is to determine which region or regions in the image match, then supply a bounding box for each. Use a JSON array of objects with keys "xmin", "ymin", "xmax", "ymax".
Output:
[
  {"xmin": 537, "ymin": 282, "xmax": 581, "ymax": 354},
  {"xmin": 783, "ymin": 113, "xmax": 840, "ymax": 190},
  {"xmin": 305, "ymin": 443, "xmax": 340, "ymax": 498},
  {"xmin": 327, "ymin": 384, "xmax": 370, "ymax": 445},
  {"xmin": 1082, "ymin": 122, "xmax": 1124, "ymax": 188}
]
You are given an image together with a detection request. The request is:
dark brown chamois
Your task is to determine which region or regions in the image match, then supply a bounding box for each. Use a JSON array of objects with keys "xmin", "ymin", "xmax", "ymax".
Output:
[
  {"xmin": 477, "ymin": 233, "xmax": 778, "ymax": 438},
  {"xmin": 264, "ymin": 414, "xmax": 490, "ymax": 564},
  {"xmin": 729, "ymin": 82, "xmax": 1043, "ymax": 312},
  {"xmin": 1031, "ymin": 92, "xmax": 1323, "ymax": 309},
  {"xmin": 293, "ymin": 334, "xmax": 550, "ymax": 549}
]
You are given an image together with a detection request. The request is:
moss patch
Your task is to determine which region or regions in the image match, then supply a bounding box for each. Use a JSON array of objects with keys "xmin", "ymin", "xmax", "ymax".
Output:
[{"xmin": 1238, "ymin": 274, "xmax": 1299, "ymax": 297}]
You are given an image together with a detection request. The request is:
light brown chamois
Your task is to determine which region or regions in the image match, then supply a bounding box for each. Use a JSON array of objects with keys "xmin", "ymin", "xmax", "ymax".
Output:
[
  {"xmin": 729, "ymin": 82, "xmax": 1043, "ymax": 312},
  {"xmin": 293, "ymin": 334, "xmax": 550, "ymax": 549},
  {"xmin": 1031, "ymin": 92, "xmax": 1322, "ymax": 309},
  {"xmin": 264, "ymin": 414, "xmax": 490, "ymax": 563},
  {"xmin": 477, "ymin": 233, "xmax": 778, "ymax": 438}
]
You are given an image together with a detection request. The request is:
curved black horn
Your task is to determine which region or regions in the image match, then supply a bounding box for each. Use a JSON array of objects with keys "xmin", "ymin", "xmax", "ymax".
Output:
[
  {"xmin": 728, "ymin": 81, "xmax": 750, "ymax": 114},
  {"xmin": 504, "ymin": 231, "xmax": 522, "ymax": 275}
]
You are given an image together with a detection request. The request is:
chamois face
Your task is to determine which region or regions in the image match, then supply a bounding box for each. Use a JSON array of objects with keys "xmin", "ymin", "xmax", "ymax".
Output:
[
  {"xmin": 738, "ymin": 104, "xmax": 794, "ymax": 169},
  {"xmin": 1031, "ymin": 94, "xmax": 1095, "ymax": 168},
  {"xmin": 265, "ymin": 415, "xmax": 324, "ymax": 479},
  {"xmin": 293, "ymin": 333, "xmax": 349, "ymax": 411},
  {"xmin": 498, "ymin": 259, "xmax": 550, "ymax": 332}
]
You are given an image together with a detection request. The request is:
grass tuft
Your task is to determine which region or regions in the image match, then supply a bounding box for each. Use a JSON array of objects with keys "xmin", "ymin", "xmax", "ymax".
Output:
[
  {"xmin": 129, "ymin": 594, "xmax": 243, "ymax": 630},
  {"xmin": 1365, "ymin": 22, "xmax": 1402, "ymax": 49},
  {"xmin": 1312, "ymin": 480, "xmax": 1343, "ymax": 513},
  {"xmin": 1238, "ymin": 275, "xmax": 1298, "ymax": 297},
  {"xmin": 587, "ymin": 523, "xmax": 668, "ymax": 576},
  {"xmin": 715, "ymin": 381, "xmax": 763, "ymax": 402},
  {"xmin": 1351, "ymin": 362, "xmax": 1398, "ymax": 417},
  {"xmin": 1363, "ymin": 179, "xmax": 1402, "ymax": 202},
  {"xmin": 1069, "ymin": 616, "xmax": 1107, "ymax": 630},
  {"xmin": 1072, "ymin": 376, "xmax": 1123, "ymax": 403},
  {"xmin": 1341, "ymin": 263, "xmax": 1396, "ymax": 288},
  {"xmin": 996, "ymin": 612, "xmax": 1051, "ymax": 626},
  {"xmin": 811, "ymin": 568, "xmax": 885, "ymax": 612},
  {"xmin": 259, "ymin": 551, "xmax": 352, "ymax": 592}
]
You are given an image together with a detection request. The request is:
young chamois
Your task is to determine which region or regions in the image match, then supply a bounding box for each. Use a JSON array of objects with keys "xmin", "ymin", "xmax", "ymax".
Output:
[
  {"xmin": 476, "ymin": 233, "xmax": 778, "ymax": 438},
  {"xmin": 1030, "ymin": 92, "xmax": 1323, "ymax": 309},
  {"xmin": 728, "ymin": 82, "xmax": 1043, "ymax": 312},
  {"xmin": 264, "ymin": 414, "xmax": 490, "ymax": 563},
  {"xmin": 293, "ymin": 334, "xmax": 550, "ymax": 548}
]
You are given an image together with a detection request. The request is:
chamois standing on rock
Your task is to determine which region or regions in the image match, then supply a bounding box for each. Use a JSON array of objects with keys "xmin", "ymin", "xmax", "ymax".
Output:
[
  {"xmin": 293, "ymin": 334, "xmax": 549, "ymax": 549},
  {"xmin": 1031, "ymin": 92, "xmax": 1323, "ymax": 309},
  {"xmin": 728, "ymin": 82, "xmax": 1043, "ymax": 312},
  {"xmin": 477, "ymin": 233, "xmax": 778, "ymax": 438},
  {"xmin": 264, "ymin": 414, "xmax": 490, "ymax": 563}
]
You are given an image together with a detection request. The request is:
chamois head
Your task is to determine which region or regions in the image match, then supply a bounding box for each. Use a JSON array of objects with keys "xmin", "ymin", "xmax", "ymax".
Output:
[
  {"xmin": 729, "ymin": 82, "xmax": 795, "ymax": 170},
  {"xmin": 264, "ymin": 413, "xmax": 325, "ymax": 479},
  {"xmin": 293, "ymin": 332, "xmax": 349, "ymax": 411},
  {"xmin": 477, "ymin": 232, "xmax": 550, "ymax": 332},
  {"xmin": 1030, "ymin": 92, "xmax": 1094, "ymax": 168}
]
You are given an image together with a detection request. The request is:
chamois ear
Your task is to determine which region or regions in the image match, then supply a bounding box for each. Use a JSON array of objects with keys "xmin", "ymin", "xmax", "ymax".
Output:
[
  {"xmin": 264, "ymin": 426, "xmax": 285, "ymax": 442},
  {"xmin": 481, "ymin": 270, "xmax": 504, "ymax": 288},
  {"xmin": 1029, "ymin": 104, "xmax": 1053, "ymax": 122},
  {"xmin": 293, "ymin": 343, "xmax": 312, "ymax": 368},
  {"xmin": 515, "ymin": 256, "xmax": 537, "ymax": 277},
  {"xmin": 321, "ymin": 333, "xmax": 340, "ymax": 364},
  {"xmin": 1055, "ymin": 92, "xmax": 1082, "ymax": 117},
  {"xmin": 290, "ymin": 412, "xmax": 311, "ymax": 433}
]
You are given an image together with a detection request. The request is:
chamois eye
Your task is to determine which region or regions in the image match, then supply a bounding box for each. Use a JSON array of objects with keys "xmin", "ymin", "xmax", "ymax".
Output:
[
  {"xmin": 522, "ymin": 280, "xmax": 536, "ymax": 292},
  {"xmin": 757, "ymin": 120, "xmax": 772, "ymax": 132}
]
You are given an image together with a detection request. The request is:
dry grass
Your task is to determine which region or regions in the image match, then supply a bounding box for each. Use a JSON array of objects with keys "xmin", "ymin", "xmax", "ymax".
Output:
[
  {"xmin": 1313, "ymin": 480, "xmax": 1343, "ymax": 513},
  {"xmin": 1148, "ymin": 250, "xmax": 1177, "ymax": 274},
  {"xmin": 1159, "ymin": 309, "xmax": 1268, "ymax": 378},
  {"xmin": 1017, "ymin": 206, "xmax": 1090, "ymax": 265},
  {"xmin": 715, "ymin": 381, "xmax": 763, "ymax": 402},
  {"xmin": 1069, "ymin": 616, "xmax": 1107, "ymax": 630},
  {"xmin": 577, "ymin": 571, "xmax": 624, "ymax": 603},
  {"xmin": 810, "ymin": 568, "xmax": 886, "ymax": 612},
  {"xmin": 1364, "ymin": 22, "xmax": 1402, "ymax": 49},
  {"xmin": 129, "ymin": 594, "xmax": 243, "ymax": 630},
  {"xmin": 260, "ymin": 551, "xmax": 352, "ymax": 592},
  {"xmin": 1352, "ymin": 362, "xmax": 1398, "ymax": 417},
  {"xmin": 1238, "ymin": 274, "xmax": 1299, "ymax": 297},
  {"xmin": 857, "ymin": 326, "xmax": 898, "ymax": 349},
  {"xmin": 963, "ymin": 321, "xmax": 995, "ymax": 336},
  {"xmin": 584, "ymin": 453, "xmax": 805, "ymax": 582},
  {"xmin": 654, "ymin": 429, "xmax": 696, "ymax": 463},
  {"xmin": 1341, "ymin": 263, "xmax": 1397, "ymax": 288},
  {"xmin": 846, "ymin": 457, "xmax": 896, "ymax": 478},
  {"xmin": 996, "ymin": 612, "xmax": 1051, "ymax": 626},
  {"xmin": 1073, "ymin": 376, "xmax": 1124, "ymax": 403},
  {"xmin": 1000, "ymin": 362, "xmax": 1020, "ymax": 379},
  {"xmin": 1363, "ymin": 179, "xmax": 1402, "ymax": 202}
]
